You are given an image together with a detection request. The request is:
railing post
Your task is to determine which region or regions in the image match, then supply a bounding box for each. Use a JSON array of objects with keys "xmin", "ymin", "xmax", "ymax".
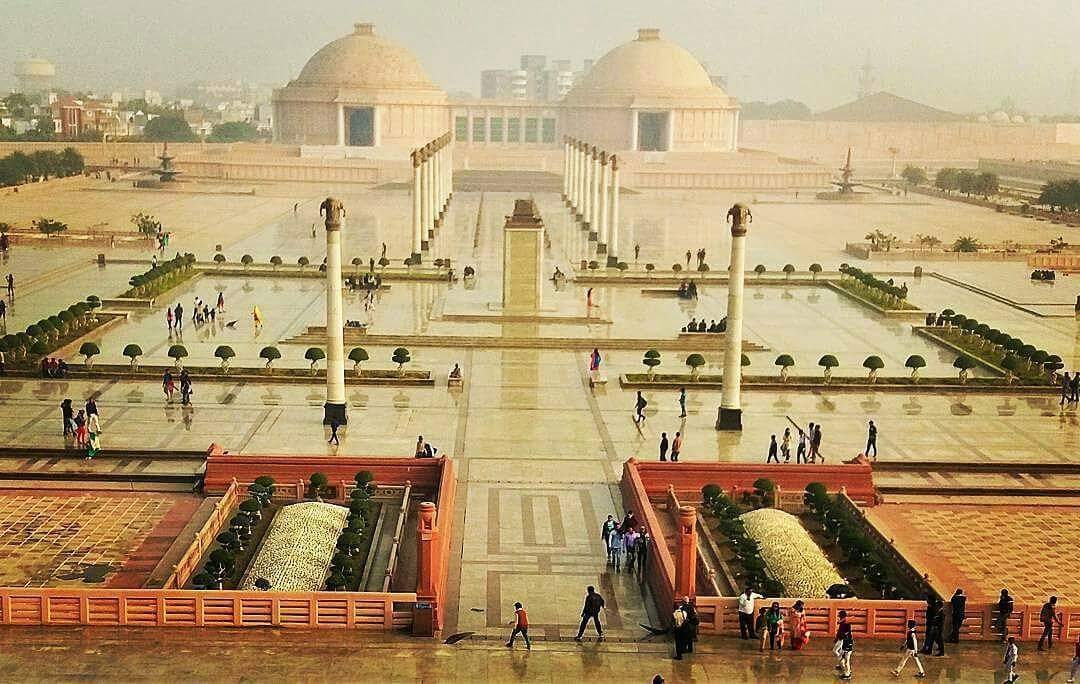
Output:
[
  {"xmin": 413, "ymin": 501, "xmax": 438, "ymax": 636},
  {"xmin": 675, "ymin": 505, "xmax": 697, "ymax": 601}
]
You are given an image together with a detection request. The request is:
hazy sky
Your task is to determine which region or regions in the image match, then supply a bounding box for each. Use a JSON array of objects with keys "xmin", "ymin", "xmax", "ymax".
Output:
[{"xmin": 3, "ymin": 0, "xmax": 1078, "ymax": 113}]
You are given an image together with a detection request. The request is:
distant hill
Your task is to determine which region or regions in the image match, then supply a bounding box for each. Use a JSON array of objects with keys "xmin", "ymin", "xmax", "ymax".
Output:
[{"xmin": 816, "ymin": 91, "xmax": 963, "ymax": 123}]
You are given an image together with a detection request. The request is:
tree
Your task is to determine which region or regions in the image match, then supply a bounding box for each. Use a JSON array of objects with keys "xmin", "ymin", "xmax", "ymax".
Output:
[
  {"xmin": 935, "ymin": 168, "xmax": 959, "ymax": 194},
  {"xmin": 953, "ymin": 355, "xmax": 977, "ymax": 383},
  {"xmin": 905, "ymin": 355, "xmax": 926, "ymax": 382},
  {"xmin": 975, "ymin": 172, "xmax": 999, "ymax": 199},
  {"xmin": 167, "ymin": 344, "xmax": 188, "ymax": 369},
  {"xmin": 144, "ymin": 114, "xmax": 196, "ymax": 142},
  {"xmin": 392, "ymin": 347, "xmax": 411, "ymax": 377},
  {"xmin": 348, "ymin": 347, "xmax": 369, "ymax": 375},
  {"xmin": 817, "ymin": 354, "xmax": 838, "ymax": 383},
  {"xmin": 1038, "ymin": 179, "xmax": 1080, "ymax": 212},
  {"xmin": 642, "ymin": 349, "xmax": 661, "ymax": 378},
  {"xmin": 34, "ymin": 217, "xmax": 68, "ymax": 237},
  {"xmin": 808, "ymin": 263, "xmax": 822, "ymax": 280},
  {"xmin": 259, "ymin": 346, "xmax": 281, "ymax": 370},
  {"xmin": 672, "ymin": 263, "xmax": 683, "ymax": 273},
  {"xmin": 207, "ymin": 121, "xmax": 260, "ymax": 143},
  {"xmin": 774, "ymin": 354, "xmax": 794, "ymax": 381},
  {"xmin": 901, "ymin": 165, "xmax": 927, "ymax": 187},
  {"xmin": 215, "ymin": 345, "xmax": 235, "ymax": 372},
  {"xmin": 782, "ymin": 264, "xmax": 795, "ymax": 280},
  {"xmin": 915, "ymin": 233, "xmax": 942, "ymax": 249},
  {"xmin": 298, "ymin": 256, "xmax": 310, "ymax": 269},
  {"xmin": 951, "ymin": 236, "xmax": 981, "ymax": 253},
  {"xmin": 123, "ymin": 343, "xmax": 143, "ymax": 370},
  {"xmin": 213, "ymin": 254, "xmax": 226, "ymax": 264},
  {"xmin": 1001, "ymin": 353, "xmax": 1021, "ymax": 384},
  {"xmin": 685, "ymin": 353, "xmax": 706, "ymax": 380},
  {"xmin": 131, "ymin": 212, "xmax": 161, "ymax": 238},
  {"xmin": 754, "ymin": 264, "xmax": 766, "ymax": 279},
  {"xmin": 270, "ymin": 255, "xmax": 283, "ymax": 269},
  {"xmin": 304, "ymin": 347, "xmax": 326, "ymax": 374},
  {"xmin": 79, "ymin": 342, "xmax": 100, "ymax": 367},
  {"xmin": 862, "ymin": 355, "xmax": 884, "ymax": 383},
  {"xmin": 741, "ymin": 353, "xmax": 751, "ymax": 381},
  {"xmin": 241, "ymin": 254, "xmax": 254, "ymax": 270}
]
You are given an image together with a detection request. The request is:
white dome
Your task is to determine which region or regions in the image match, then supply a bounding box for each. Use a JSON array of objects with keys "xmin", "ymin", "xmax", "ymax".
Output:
[{"xmin": 295, "ymin": 23, "xmax": 442, "ymax": 94}]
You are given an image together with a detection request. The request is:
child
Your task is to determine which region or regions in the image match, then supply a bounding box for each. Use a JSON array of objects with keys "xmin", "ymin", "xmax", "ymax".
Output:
[
  {"xmin": 838, "ymin": 626, "xmax": 854, "ymax": 680},
  {"xmin": 1003, "ymin": 636, "xmax": 1019, "ymax": 683},
  {"xmin": 893, "ymin": 619, "xmax": 926, "ymax": 678}
]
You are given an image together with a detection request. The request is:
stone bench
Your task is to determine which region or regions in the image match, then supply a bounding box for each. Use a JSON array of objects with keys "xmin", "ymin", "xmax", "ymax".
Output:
[
  {"xmin": 448, "ymin": 374, "xmax": 464, "ymax": 387},
  {"xmin": 678, "ymin": 331, "xmax": 724, "ymax": 338}
]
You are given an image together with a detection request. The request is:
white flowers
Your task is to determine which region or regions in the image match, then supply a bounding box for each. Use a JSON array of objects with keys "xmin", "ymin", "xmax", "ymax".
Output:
[
  {"xmin": 739, "ymin": 508, "xmax": 843, "ymax": 598},
  {"xmin": 240, "ymin": 501, "xmax": 349, "ymax": 592}
]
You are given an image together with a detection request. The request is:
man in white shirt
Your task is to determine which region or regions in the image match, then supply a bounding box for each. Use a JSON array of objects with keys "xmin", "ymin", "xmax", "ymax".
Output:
[{"xmin": 737, "ymin": 587, "xmax": 763, "ymax": 640}]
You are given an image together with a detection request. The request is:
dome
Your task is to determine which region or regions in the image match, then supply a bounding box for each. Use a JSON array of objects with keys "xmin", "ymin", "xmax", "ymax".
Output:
[
  {"xmin": 989, "ymin": 111, "xmax": 1010, "ymax": 123},
  {"xmin": 295, "ymin": 23, "xmax": 441, "ymax": 92},
  {"xmin": 563, "ymin": 29, "xmax": 731, "ymax": 107}
]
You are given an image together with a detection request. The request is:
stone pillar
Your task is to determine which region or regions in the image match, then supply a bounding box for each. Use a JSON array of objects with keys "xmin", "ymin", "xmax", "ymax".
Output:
[
  {"xmin": 577, "ymin": 141, "xmax": 587, "ymax": 222},
  {"xmin": 675, "ymin": 505, "xmax": 697, "ymax": 600},
  {"xmin": 414, "ymin": 500, "xmax": 438, "ymax": 637},
  {"xmin": 597, "ymin": 151, "xmax": 610, "ymax": 257},
  {"xmin": 420, "ymin": 147, "xmax": 431, "ymax": 251},
  {"xmin": 502, "ymin": 198, "xmax": 544, "ymax": 313},
  {"xmin": 562, "ymin": 137, "xmax": 570, "ymax": 202},
  {"xmin": 731, "ymin": 109, "xmax": 740, "ymax": 152},
  {"xmin": 321, "ymin": 197, "xmax": 347, "ymax": 425},
  {"xmin": 588, "ymin": 146, "xmax": 600, "ymax": 241},
  {"xmin": 426, "ymin": 144, "xmax": 436, "ymax": 238},
  {"xmin": 336, "ymin": 104, "xmax": 346, "ymax": 147},
  {"xmin": 608, "ymin": 155, "xmax": 620, "ymax": 265},
  {"xmin": 411, "ymin": 149, "xmax": 423, "ymax": 261},
  {"xmin": 717, "ymin": 203, "xmax": 751, "ymax": 430},
  {"xmin": 667, "ymin": 109, "xmax": 676, "ymax": 152}
]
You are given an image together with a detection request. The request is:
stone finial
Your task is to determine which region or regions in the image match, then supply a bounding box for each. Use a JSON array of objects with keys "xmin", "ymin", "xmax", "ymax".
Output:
[
  {"xmin": 419, "ymin": 501, "xmax": 436, "ymax": 530},
  {"xmin": 726, "ymin": 202, "xmax": 752, "ymax": 237},
  {"xmin": 610, "ymin": 154, "xmax": 618, "ymax": 171},
  {"xmin": 354, "ymin": 22, "xmax": 375, "ymax": 35},
  {"xmin": 636, "ymin": 28, "xmax": 661, "ymax": 41},
  {"xmin": 600, "ymin": 151, "xmax": 608, "ymax": 165}
]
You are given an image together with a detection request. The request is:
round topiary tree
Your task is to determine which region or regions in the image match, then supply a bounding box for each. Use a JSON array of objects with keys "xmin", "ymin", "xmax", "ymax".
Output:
[
  {"xmin": 79, "ymin": 341, "xmax": 100, "ymax": 367},
  {"xmin": 953, "ymin": 354, "xmax": 977, "ymax": 383},
  {"xmin": 1030, "ymin": 349, "xmax": 1049, "ymax": 371},
  {"xmin": 862, "ymin": 355, "xmax": 885, "ymax": 383},
  {"xmin": 645, "ymin": 263, "xmax": 655, "ymax": 275},
  {"xmin": 741, "ymin": 353, "xmax": 751, "ymax": 380},
  {"xmin": 304, "ymin": 347, "xmax": 326, "ymax": 374},
  {"xmin": 167, "ymin": 344, "xmax": 188, "ymax": 369},
  {"xmin": 348, "ymin": 347, "xmax": 369, "ymax": 376},
  {"xmin": 30, "ymin": 340, "xmax": 49, "ymax": 359},
  {"xmin": 1001, "ymin": 353, "xmax": 1021, "ymax": 384},
  {"xmin": 782, "ymin": 264, "xmax": 796, "ymax": 280},
  {"xmin": 213, "ymin": 254, "xmax": 226, "ymax": 265},
  {"xmin": 309, "ymin": 472, "xmax": 329, "ymax": 500},
  {"xmin": 270, "ymin": 255, "xmax": 283, "ymax": 269},
  {"xmin": 214, "ymin": 345, "xmax": 235, "ymax": 372},
  {"xmin": 817, "ymin": 354, "xmax": 839, "ymax": 383},
  {"xmin": 809, "ymin": 263, "xmax": 823, "ymax": 280},
  {"xmin": 685, "ymin": 353, "xmax": 706, "ymax": 380},
  {"xmin": 701, "ymin": 484, "xmax": 723, "ymax": 506},
  {"xmin": 297, "ymin": 256, "xmax": 310, "ymax": 269},
  {"xmin": 905, "ymin": 355, "xmax": 926, "ymax": 382},
  {"xmin": 241, "ymin": 254, "xmax": 253, "ymax": 270},
  {"xmin": 774, "ymin": 354, "xmax": 795, "ymax": 381},
  {"xmin": 672, "ymin": 263, "xmax": 683, "ymax": 273},
  {"xmin": 642, "ymin": 349, "xmax": 661, "ymax": 378},
  {"xmin": 754, "ymin": 264, "xmax": 767, "ymax": 279},
  {"xmin": 392, "ymin": 347, "xmax": 411, "ymax": 377},
  {"xmin": 259, "ymin": 345, "xmax": 281, "ymax": 370}
]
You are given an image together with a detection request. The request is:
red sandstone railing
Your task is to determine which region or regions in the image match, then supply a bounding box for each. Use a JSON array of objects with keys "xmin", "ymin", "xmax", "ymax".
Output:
[
  {"xmin": 0, "ymin": 588, "xmax": 415, "ymax": 629},
  {"xmin": 431, "ymin": 457, "xmax": 456, "ymax": 631},
  {"xmin": 163, "ymin": 479, "xmax": 240, "ymax": 590},
  {"xmin": 621, "ymin": 460, "xmax": 677, "ymax": 619}
]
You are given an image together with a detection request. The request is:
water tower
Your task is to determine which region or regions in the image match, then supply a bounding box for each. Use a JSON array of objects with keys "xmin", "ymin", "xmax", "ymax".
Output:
[{"xmin": 14, "ymin": 58, "xmax": 56, "ymax": 92}]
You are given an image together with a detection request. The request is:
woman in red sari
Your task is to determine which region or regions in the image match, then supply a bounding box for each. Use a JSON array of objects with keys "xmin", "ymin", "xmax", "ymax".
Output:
[{"xmin": 789, "ymin": 600, "xmax": 810, "ymax": 650}]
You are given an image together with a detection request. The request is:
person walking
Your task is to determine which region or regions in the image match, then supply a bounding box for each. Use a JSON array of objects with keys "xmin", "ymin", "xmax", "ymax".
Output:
[
  {"xmin": 1003, "ymin": 636, "xmax": 1020, "ymax": 683},
  {"xmin": 586, "ymin": 287, "xmax": 594, "ymax": 308},
  {"xmin": 85, "ymin": 410, "xmax": 102, "ymax": 459},
  {"xmin": 6, "ymin": 273, "xmax": 14, "ymax": 299},
  {"xmin": 838, "ymin": 618, "xmax": 854, "ymax": 680},
  {"xmin": 789, "ymin": 600, "xmax": 809, "ymax": 650},
  {"xmin": 162, "ymin": 370, "xmax": 175, "ymax": 402},
  {"xmin": 766, "ymin": 602, "xmax": 785, "ymax": 651},
  {"xmin": 811, "ymin": 423, "xmax": 823, "ymax": 462},
  {"xmin": 85, "ymin": 397, "xmax": 98, "ymax": 421},
  {"xmin": 921, "ymin": 596, "xmax": 945, "ymax": 655},
  {"xmin": 672, "ymin": 603, "xmax": 688, "ymax": 660},
  {"xmin": 737, "ymin": 587, "xmax": 763, "ymax": 639},
  {"xmin": 623, "ymin": 526, "xmax": 639, "ymax": 570},
  {"xmin": 1061, "ymin": 373, "xmax": 1072, "ymax": 406},
  {"xmin": 634, "ymin": 243, "xmax": 640, "ymax": 261},
  {"xmin": 796, "ymin": 426, "xmax": 807, "ymax": 463},
  {"xmin": 601, "ymin": 514, "xmax": 616, "ymax": 548},
  {"xmin": 766, "ymin": 434, "xmax": 780, "ymax": 463},
  {"xmin": 948, "ymin": 588, "xmax": 967, "ymax": 643},
  {"xmin": 781, "ymin": 428, "xmax": 792, "ymax": 463},
  {"xmin": 179, "ymin": 370, "xmax": 192, "ymax": 406},
  {"xmin": 217, "ymin": 291, "xmax": 225, "ymax": 312},
  {"xmin": 681, "ymin": 597, "xmax": 699, "ymax": 654},
  {"xmin": 1038, "ymin": 595, "xmax": 1061, "ymax": 651},
  {"xmin": 0, "ymin": 298, "xmax": 6, "ymax": 324},
  {"xmin": 505, "ymin": 602, "xmax": 531, "ymax": 649},
  {"xmin": 166, "ymin": 306, "xmax": 174, "ymax": 332},
  {"xmin": 866, "ymin": 420, "xmax": 878, "ymax": 459},
  {"xmin": 685, "ymin": 250, "xmax": 691, "ymax": 267},
  {"xmin": 659, "ymin": 432, "xmax": 669, "ymax": 462},
  {"xmin": 608, "ymin": 525, "xmax": 623, "ymax": 571},
  {"xmin": 834, "ymin": 610, "xmax": 852, "ymax": 674},
  {"xmin": 73, "ymin": 410, "xmax": 88, "ymax": 448},
  {"xmin": 678, "ymin": 387, "xmax": 686, "ymax": 418},
  {"xmin": 634, "ymin": 391, "xmax": 648, "ymax": 425},
  {"xmin": 60, "ymin": 399, "xmax": 74, "ymax": 439},
  {"xmin": 574, "ymin": 586, "xmax": 605, "ymax": 641},
  {"xmin": 636, "ymin": 525, "xmax": 650, "ymax": 572},
  {"xmin": 1066, "ymin": 633, "xmax": 1079, "ymax": 683},
  {"xmin": 328, "ymin": 417, "xmax": 341, "ymax": 446},
  {"xmin": 893, "ymin": 619, "xmax": 927, "ymax": 678},
  {"xmin": 670, "ymin": 431, "xmax": 682, "ymax": 462},
  {"xmin": 174, "ymin": 302, "xmax": 183, "ymax": 332},
  {"xmin": 997, "ymin": 589, "xmax": 1015, "ymax": 641}
]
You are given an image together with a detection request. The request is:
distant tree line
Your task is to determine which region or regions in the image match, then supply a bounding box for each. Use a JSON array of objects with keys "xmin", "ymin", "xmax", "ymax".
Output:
[
  {"xmin": 740, "ymin": 99, "xmax": 812, "ymax": 120},
  {"xmin": 934, "ymin": 168, "xmax": 1000, "ymax": 198},
  {"xmin": 0, "ymin": 148, "xmax": 85, "ymax": 187},
  {"xmin": 1039, "ymin": 179, "xmax": 1080, "ymax": 211}
]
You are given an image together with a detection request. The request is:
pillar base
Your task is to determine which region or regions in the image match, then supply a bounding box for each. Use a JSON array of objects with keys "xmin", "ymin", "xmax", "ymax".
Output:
[
  {"xmin": 597, "ymin": 242, "xmax": 607, "ymax": 255},
  {"xmin": 606, "ymin": 255, "xmax": 619, "ymax": 267},
  {"xmin": 411, "ymin": 252, "xmax": 422, "ymax": 264},
  {"xmin": 576, "ymin": 213, "xmax": 584, "ymax": 223},
  {"xmin": 323, "ymin": 401, "xmax": 348, "ymax": 425},
  {"xmin": 581, "ymin": 221, "xmax": 590, "ymax": 232},
  {"xmin": 434, "ymin": 217, "xmax": 441, "ymax": 230},
  {"xmin": 588, "ymin": 231, "xmax": 598, "ymax": 241},
  {"xmin": 427, "ymin": 229, "xmax": 435, "ymax": 239},
  {"xmin": 421, "ymin": 240, "xmax": 430, "ymax": 251},
  {"xmin": 716, "ymin": 407, "xmax": 742, "ymax": 431}
]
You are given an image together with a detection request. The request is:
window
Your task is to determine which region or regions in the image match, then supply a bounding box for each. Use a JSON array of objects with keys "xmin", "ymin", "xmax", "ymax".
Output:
[
  {"xmin": 524, "ymin": 117, "xmax": 538, "ymax": 143},
  {"xmin": 454, "ymin": 116, "xmax": 468, "ymax": 141},
  {"xmin": 472, "ymin": 117, "xmax": 486, "ymax": 143},
  {"xmin": 489, "ymin": 117, "xmax": 504, "ymax": 142},
  {"xmin": 507, "ymin": 117, "xmax": 521, "ymax": 142},
  {"xmin": 541, "ymin": 118, "xmax": 556, "ymax": 143}
]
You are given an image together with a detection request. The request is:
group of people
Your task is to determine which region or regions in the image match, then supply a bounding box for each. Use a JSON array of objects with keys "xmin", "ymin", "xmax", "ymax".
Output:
[
  {"xmin": 154, "ymin": 230, "xmax": 171, "ymax": 254},
  {"xmin": 737, "ymin": 589, "xmax": 812, "ymax": 654},
  {"xmin": 60, "ymin": 397, "xmax": 102, "ymax": 458},
  {"xmin": 765, "ymin": 421, "xmax": 826, "ymax": 464},
  {"xmin": 39, "ymin": 357, "xmax": 70, "ymax": 378},
  {"xmin": 1059, "ymin": 372, "xmax": 1080, "ymax": 405},
  {"xmin": 413, "ymin": 435, "xmax": 438, "ymax": 458},
  {"xmin": 600, "ymin": 511, "xmax": 651, "ymax": 574},
  {"xmin": 161, "ymin": 368, "xmax": 194, "ymax": 405},
  {"xmin": 681, "ymin": 317, "xmax": 725, "ymax": 334},
  {"xmin": 685, "ymin": 248, "xmax": 708, "ymax": 268},
  {"xmin": 675, "ymin": 280, "xmax": 698, "ymax": 299}
]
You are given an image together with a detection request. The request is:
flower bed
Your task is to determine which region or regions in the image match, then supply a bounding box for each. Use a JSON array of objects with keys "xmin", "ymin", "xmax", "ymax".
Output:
[
  {"xmin": 239, "ymin": 501, "xmax": 348, "ymax": 592},
  {"xmin": 739, "ymin": 508, "xmax": 843, "ymax": 598}
]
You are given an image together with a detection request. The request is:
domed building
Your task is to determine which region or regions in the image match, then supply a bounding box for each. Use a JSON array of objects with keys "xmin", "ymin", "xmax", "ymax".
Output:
[
  {"xmin": 272, "ymin": 23, "xmax": 448, "ymax": 148},
  {"xmin": 559, "ymin": 29, "xmax": 739, "ymax": 152}
]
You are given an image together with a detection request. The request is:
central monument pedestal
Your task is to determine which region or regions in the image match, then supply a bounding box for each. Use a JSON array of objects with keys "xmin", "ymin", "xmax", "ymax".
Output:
[{"xmin": 502, "ymin": 199, "xmax": 544, "ymax": 314}]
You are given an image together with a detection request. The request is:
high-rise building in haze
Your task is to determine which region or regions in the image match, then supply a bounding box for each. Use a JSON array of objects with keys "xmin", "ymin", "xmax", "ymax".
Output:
[{"xmin": 479, "ymin": 55, "xmax": 587, "ymax": 101}]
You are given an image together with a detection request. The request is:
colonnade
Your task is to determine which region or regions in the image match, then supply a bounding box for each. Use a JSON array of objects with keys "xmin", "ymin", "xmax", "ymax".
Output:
[
  {"xmin": 563, "ymin": 136, "xmax": 621, "ymax": 266},
  {"xmin": 410, "ymin": 133, "xmax": 453, "ymax": 263}
]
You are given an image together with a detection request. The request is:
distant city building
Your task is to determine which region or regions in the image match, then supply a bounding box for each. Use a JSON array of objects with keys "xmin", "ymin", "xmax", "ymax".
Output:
[
  {"xmin": 13, "ymin": 58, "xmax": 56, "ymax": 93},
  {"xmin": 479, "ymin": 54, "xmax": 585, "ymax": 102},
  {"xmin": 52, "ymin": 96, "xmax": 125, "ymax": 138},
  {"xmin": 143, "ymin": 90, "xmax": 163, "ymax": 107}
]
